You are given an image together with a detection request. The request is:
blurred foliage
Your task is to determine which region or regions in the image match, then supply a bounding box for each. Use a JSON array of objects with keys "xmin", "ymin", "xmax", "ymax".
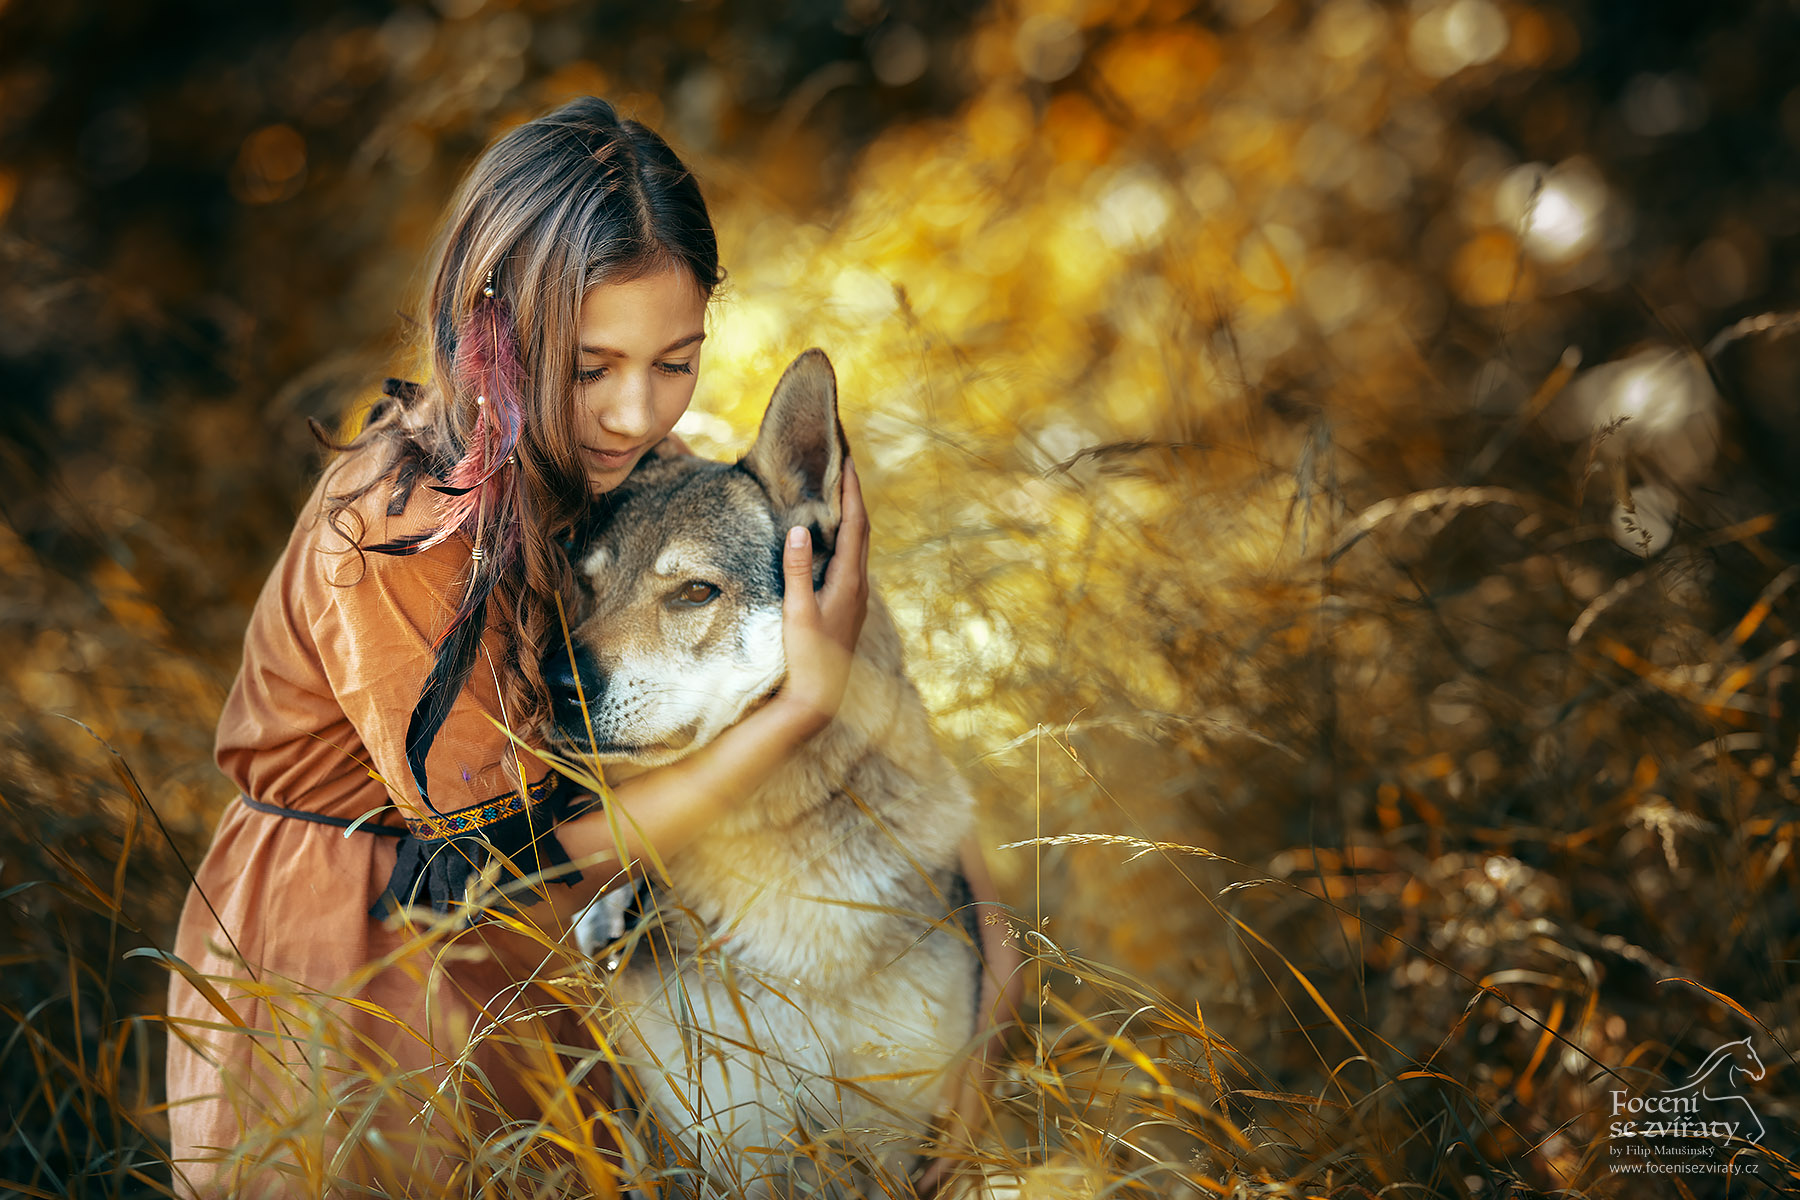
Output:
[{"xmin": 7, "ymin": 0, "xmax": 1800, "ymax": 1196}]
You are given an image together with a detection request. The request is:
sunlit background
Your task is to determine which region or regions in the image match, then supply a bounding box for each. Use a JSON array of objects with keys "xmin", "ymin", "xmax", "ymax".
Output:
[{"xmin": 7, "ymin": 0, "xmax": 1800, "ymax": 1195}]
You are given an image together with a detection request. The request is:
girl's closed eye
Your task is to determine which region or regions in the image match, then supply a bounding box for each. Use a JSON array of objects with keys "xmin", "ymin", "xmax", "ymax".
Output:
[{"xmin": 576, "ymin": 361, "xmax": 692, "ymax": 382}]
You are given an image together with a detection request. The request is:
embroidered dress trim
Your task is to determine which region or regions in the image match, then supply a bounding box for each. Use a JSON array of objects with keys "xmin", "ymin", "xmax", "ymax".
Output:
[
  {"xmin": 371, "ymin": 769, "xmax": 581, "ymax": 918},
  {"xmin": 402, "ymin": 770, "xmax": 562, "ymax": 839}
]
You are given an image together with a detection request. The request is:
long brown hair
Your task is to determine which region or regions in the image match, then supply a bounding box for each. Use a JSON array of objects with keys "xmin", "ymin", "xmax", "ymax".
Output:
[{"xmin": 324, "ymin": 97, "xmax": 722, "ymax": 791}]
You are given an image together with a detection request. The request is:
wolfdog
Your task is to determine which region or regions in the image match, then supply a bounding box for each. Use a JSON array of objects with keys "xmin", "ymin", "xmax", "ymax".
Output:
[{"xmin": 546, "ymin": 349, "xmax": 983, "ymax": 1198}]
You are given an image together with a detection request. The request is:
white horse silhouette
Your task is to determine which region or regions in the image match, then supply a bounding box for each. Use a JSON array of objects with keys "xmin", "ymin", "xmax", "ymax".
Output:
[{"xmin": 1663, "ymin": 1036, "xmax": 1766, "ymax": 1144}]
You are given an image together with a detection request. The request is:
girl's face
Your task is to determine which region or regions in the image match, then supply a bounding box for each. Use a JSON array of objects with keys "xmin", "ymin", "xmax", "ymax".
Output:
[{"xmin": 571, "ymin": 266, "xmax": 707, "ymax": 494}]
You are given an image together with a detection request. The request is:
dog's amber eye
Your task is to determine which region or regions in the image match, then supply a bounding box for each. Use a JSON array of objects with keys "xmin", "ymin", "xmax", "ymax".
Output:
[{"xmin": 674, "ymin": 581, "xmax": 719, "ymax": 607}]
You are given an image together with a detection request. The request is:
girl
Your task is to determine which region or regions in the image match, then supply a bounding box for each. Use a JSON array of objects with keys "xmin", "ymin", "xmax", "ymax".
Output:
[{"xmin": 164, "ymin": 97, "xmax": 1010, "ymax": 1196}]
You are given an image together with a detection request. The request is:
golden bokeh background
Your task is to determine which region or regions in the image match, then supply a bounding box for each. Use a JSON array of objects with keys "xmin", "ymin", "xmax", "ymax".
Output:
[{"xmin": 6, "ymin": 0, "xmax": 1800, "ymax": 1194}]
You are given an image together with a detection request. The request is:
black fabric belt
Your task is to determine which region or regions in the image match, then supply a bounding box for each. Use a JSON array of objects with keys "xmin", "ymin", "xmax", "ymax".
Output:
[{"xmin": 238, "ymin": 793, "xmax": 408, "ymax": 837}]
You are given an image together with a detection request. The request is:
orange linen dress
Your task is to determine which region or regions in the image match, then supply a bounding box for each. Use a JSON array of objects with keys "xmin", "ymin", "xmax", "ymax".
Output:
[{"xmin": 165, "ymin": 444, "xmax": 610, "ymax": 1197}]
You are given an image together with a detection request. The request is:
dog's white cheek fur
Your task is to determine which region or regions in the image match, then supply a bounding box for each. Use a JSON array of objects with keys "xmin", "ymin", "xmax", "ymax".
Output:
[{"xmin": 608, "ymin": 605, "xmax": 786, "ymax": 750}]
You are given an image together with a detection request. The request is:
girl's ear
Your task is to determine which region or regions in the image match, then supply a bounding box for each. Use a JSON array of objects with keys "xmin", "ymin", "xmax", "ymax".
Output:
[{"xmin": 740, "ymin": 349, "xmax": 847, "ymax": 565}]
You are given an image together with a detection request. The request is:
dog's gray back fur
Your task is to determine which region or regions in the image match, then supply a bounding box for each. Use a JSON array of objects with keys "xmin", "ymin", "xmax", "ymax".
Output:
[{"xmin": 552, "ymin": 351, "xmax": 979, "ymax": 1199}]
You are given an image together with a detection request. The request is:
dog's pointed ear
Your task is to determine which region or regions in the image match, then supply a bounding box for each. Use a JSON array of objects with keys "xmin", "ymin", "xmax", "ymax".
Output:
[{"xmin": 741, "ymin": 349, "xmax": 848, "ymax": 565}]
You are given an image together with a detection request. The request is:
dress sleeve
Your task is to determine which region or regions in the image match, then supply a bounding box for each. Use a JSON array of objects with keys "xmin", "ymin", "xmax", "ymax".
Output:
[
  {"xmin": 299, "ymin": 472, "xmax": 579, "ymax": 916},
  {"xmin": 306, "ymin": 530, "xmax": 553, "ymax": 819}
]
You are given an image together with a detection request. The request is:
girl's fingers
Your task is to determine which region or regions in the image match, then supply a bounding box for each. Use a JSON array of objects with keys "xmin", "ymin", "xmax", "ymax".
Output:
[
  {"xmin": 849, "ymin": 455, "xmax": 871, "ymax": 576},
  {"xmin": 783, "ymin": 455, "xmax": 867, "ymax": 620},
  {"xmin": 782, "ymin": 525, "xmax": 819, "ymax": 627},
  {"xmin": 841, "ymin": 454, "xmax": 868, "ymax": 560},
  {"xmin": 774, "ymin": 454, "xmax": 872, "ymax": 731},
  {"xmin": 779, "ymin": 523, "xmax": 852, "ymax": 731},
  {"xmin": 819, "ymin": 455, "xmax": 868, "ymax": 605}
]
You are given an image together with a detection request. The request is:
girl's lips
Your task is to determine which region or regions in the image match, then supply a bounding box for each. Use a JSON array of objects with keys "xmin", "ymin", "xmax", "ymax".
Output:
[{"xmin": 583, "ymin": 445, "xmax": 640, "ymax": 468}]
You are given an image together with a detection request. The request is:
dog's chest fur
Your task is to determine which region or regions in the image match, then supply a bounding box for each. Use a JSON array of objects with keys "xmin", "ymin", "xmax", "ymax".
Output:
[
  {"xmin": 664, "ymin": 612, "xmax": 970, "ymax": 979},
  {"xmin": 601, "ymin": 601, "xmax": 979, "ymax": 1194},
  {"xmin": 559, "ymin": 349, "xmax": 983, "ymax": 1195}
]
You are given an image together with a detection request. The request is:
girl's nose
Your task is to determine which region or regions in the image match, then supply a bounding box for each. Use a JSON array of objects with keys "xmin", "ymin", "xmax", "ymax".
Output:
[{"xmin": 599, "ymin": 371, "xmax": 654, "ymax": 439}]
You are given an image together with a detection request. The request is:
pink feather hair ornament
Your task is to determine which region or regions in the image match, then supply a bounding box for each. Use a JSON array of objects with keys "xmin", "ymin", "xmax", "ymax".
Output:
[
  {"xmin": 365, "ymin": 266, "xmax": 531, "ymax": 812},
  {"xmin": 369, "ymin": 270, "xmax": 525, "ymax": 573}
]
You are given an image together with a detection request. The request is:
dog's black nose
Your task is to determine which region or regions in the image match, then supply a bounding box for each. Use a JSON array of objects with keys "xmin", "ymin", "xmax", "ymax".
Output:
[{"xmin": 543, "ymin": 642, "xmax": 604, "ymax": 715}]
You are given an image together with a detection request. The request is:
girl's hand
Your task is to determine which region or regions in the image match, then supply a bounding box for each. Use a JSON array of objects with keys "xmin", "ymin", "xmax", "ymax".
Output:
[
  {"xmin": 773, "ymin": 455, "xmax": 870, "ymax": 737},
  {"xmin": 552, "ymin": 457, "xmax": 869, "ymax": 903}
]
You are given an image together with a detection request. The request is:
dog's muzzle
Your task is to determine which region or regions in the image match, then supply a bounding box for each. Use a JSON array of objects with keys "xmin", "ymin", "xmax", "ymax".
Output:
[{"xmin": 544, "ymin": 642, "xmax": 606, "ymax": 736}]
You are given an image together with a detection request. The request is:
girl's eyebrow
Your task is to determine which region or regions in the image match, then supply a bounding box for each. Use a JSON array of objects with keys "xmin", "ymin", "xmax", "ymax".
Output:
[{"xmin": 579, "ymin": 332, "xmax": 707, "ymax": 357}]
